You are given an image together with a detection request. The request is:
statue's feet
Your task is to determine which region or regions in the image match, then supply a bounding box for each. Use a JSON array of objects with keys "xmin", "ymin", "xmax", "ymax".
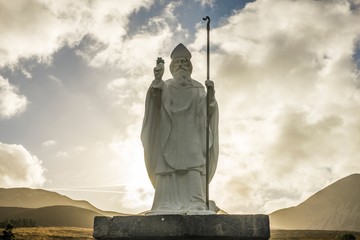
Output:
[
  {"xmin": 147, "ymin": 203, "xmax": 187, "ymax": 215},
  {"xmin": 146, "ymin": 209, "xmax": 187, "ymax": 215},
  {"xmin": 188, "ymin": 203, "xmax": 207, "ymax": 211},
  {"xmin": 186, "ymin": 202, "xmax": 216, "ymax": 215}
]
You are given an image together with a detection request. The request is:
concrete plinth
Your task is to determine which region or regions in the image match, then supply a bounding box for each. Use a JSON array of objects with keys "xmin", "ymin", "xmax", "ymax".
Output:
[{"xmin": 93, "ymin": 214, "xmax": 270, "ymax": 239}]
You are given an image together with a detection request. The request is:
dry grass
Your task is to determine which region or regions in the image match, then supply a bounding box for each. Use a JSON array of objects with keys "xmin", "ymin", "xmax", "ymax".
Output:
[
  {"xmin": 9, "ymin": 227, "xmax": 360, "ymax": 239},
  {"xmin": 270, "ymin": 230, "xmax": 360, "ymax": 240},
  {"xmin": 12, "ymin": 227, "xmax": 94, "ymax": 240}
]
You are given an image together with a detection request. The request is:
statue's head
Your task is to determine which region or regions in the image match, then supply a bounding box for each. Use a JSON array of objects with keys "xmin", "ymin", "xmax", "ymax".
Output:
[{"xmin": 170, "ymin": 43, "xmax": 193, "ymax": 81}]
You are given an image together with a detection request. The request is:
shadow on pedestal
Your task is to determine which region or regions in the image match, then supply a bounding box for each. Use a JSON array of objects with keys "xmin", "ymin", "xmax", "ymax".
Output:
[{"xmin": 93, "ymin": 214, "xmax": 270, "ymax": 239}]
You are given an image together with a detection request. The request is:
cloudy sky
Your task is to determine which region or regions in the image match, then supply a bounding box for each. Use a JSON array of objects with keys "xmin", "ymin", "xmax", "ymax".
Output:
[{"xmin": 1, "ymin": 0, "xmax": 360, "ymax": 214}]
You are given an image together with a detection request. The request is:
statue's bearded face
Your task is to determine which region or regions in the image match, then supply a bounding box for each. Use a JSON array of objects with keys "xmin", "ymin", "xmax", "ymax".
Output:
[{"xmin": 170, "ymin": 57, "xmax": 193, "ymax": 81}]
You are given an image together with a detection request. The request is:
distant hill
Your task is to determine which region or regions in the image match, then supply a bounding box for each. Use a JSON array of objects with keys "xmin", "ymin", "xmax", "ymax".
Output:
[
  {"xmin": 0, "ymin": 188, "xmax": 126, "ymax": 228},
  {"xmin": 270, "ymin": 173, "xmax": 360, "ymax": 231},
  {"xmin": 0, "ymin": 206, "xmax": 100, "ymax": 228},
  {"xmin": 0, "ymin": 188, "xmax": 122, "ymax": 216}
]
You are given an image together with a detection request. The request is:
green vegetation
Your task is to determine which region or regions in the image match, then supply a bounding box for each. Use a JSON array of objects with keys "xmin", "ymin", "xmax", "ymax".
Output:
[
  {"xmin": 0, "ymin": 219, "xmax": 37, "ymax": 228},
  {"xmin": 335, "ymin": 233, "xmax": 356, "ymax": 240},
  {"xmin": 1, "ymin": 223, "xmax": 14, "ymax": 240}
]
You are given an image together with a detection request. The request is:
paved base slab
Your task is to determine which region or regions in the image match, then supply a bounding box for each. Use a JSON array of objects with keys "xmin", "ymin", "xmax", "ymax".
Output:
[{"xmin": 93, "ymin": 214, "xmax": 270, "ymax": 239}]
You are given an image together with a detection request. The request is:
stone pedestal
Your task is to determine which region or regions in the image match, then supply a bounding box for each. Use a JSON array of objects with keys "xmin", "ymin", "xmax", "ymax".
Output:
[{"xmin": 93, "ymin": 214, "xmax": 270, "ymax": 239}]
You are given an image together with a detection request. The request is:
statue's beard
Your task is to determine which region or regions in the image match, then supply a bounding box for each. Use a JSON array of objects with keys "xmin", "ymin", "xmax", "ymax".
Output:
[{"xmin": 173, "ymin": 68, "xmax": 191, "ymax": 83}]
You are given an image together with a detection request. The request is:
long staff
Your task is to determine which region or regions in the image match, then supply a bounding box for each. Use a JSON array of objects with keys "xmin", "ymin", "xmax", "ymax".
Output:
[{"xmin": 203, "ymin": 16, "xmax": 210, "ymax": 210}]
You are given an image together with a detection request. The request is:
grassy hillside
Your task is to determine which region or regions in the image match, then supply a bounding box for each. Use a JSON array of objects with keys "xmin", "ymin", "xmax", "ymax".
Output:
[
  {"xmin": 0, "ymin": 188, "xmax": 122, "ymax": 216},
  {"xmin": 0, "ymin": 206, "xmax": 105, "ymax": 228},
  {"xmin": 270, "ymin": 174, "xmax": 360, "ymax": 231}
]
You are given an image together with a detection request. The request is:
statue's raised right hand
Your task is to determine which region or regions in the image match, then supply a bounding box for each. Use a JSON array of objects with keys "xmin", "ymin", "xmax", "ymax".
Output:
[{"xmin": 154, "ymin": 58, "xmax": 164, "ymax": 80}]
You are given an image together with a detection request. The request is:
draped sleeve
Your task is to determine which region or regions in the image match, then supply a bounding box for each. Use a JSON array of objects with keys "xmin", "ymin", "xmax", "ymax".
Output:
[
  {"xmin": 209, "ymin": 97, "xmax": 219, "ymax": 182},
  {"xmin": 141, "ymin": 80, "xmax": 164, "ymax": 187}
]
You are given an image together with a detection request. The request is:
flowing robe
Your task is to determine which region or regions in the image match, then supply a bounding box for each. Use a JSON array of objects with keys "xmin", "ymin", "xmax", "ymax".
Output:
[{"xmin": 141, "ymin": 78, "xmax": 219, "ymax": 213}]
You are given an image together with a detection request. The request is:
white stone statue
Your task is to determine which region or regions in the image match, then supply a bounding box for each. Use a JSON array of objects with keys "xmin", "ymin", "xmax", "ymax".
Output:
[{"xmin": 141, "ymin": 43, "xmax": 219, "ymax": 215}]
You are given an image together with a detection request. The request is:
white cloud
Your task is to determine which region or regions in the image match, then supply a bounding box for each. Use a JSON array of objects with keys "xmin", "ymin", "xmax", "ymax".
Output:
[
  {"xmin": 0, "ymin": 0, "xmax": 77, "ymax": 67},
  {"xmin": 55, "ymin": 151, "xmax": 68, "ymax": 158},
  {"xmin": 0, "ymin": 142, "xmax": 46, "ymax": 187},
  {"xmin": 0, "ymin": 76, "xmax": 27, "ymax": 118},
  {"xmin": 196, "ymin": 0, "xmax": 215, "ymax": 8},
  {"xmin": 190, "ymin": 0, "xmax": 360, "ymax": 213},
  {"xmin": 78, "ymin": 6, "xmax": 182, "ymax": 76},
  {"xmin": 72, "ymin": 145, "xmax": 87, "ymax": 153},
  {"xmin": 0, "ymin": 0, "xmax": 154, "ymax": 68},
  {"xmin": 42, "ymin": 140, "xmax": 57, "ymax": 148},
  {"xmin": 48, "ymin": 75, "xmax": 62, "ymax": 85}
]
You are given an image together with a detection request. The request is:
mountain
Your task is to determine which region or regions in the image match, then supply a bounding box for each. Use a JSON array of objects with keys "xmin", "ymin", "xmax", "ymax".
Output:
[
  {"xmin": 270, "ymin": 173, "xmax": 360, "ymax": 231},
  {"xmin": 0, "ymin": 188, "xmax": 126, "ymax": 228},
  {"xmin": 0, "ymin": 188, "xmax": 121, "ymax": 216},
  {"xmin": 0, "ymin": 206, "xmax": 100, "ymax": 228}
]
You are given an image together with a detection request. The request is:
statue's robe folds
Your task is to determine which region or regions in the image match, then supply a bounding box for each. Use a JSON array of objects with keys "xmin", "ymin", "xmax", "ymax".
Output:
[{"xmin": 141, "ymin": 78, "xmax": 219, "ymax": 214}]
